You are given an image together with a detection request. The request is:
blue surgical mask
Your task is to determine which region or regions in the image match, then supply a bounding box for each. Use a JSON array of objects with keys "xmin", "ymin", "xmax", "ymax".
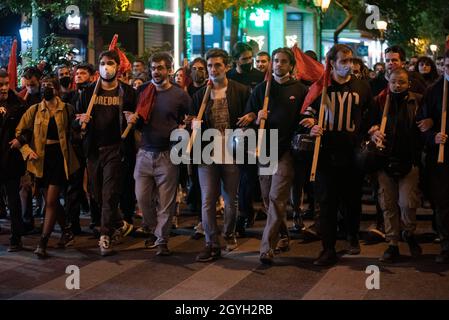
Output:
[{"xmin": 335, "ymin": 65, "xmax": 352, "ymax": 78}]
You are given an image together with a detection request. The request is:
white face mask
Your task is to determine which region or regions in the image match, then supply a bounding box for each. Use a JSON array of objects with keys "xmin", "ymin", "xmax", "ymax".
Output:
[
  {"xmin": 100, "ymin": 64, "xmax": 117, "ymax": 81},
  {"xmin": 210, "ymin": 73, "xmax": 226, "ymax": 83},
  {"xmin": 273, "ymin": 72, "xmax": 290, "ymax": 84}
]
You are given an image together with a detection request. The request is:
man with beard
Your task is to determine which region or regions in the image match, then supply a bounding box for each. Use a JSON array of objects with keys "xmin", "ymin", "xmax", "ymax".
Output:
[
  {"xmin": 133, "ymin": 52, "xmax": 191, "ymax": 256},
  {"xmin": 0, "ymin": 70, "xmax": 26, "ymax": 251},
  {"xmin": 79, "ymin": 50, "xmax": 136, "ymax": 256},
  {"xmin": 227, "ymin": 42, "xmax": 265, "ymax": 90},
  {"xmin": 308, "ymin": 44, "xmax": 374, "ymax": 266}
]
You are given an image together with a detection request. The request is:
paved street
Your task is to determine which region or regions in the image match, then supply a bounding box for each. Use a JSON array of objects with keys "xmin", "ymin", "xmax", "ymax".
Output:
[{"xmin": 1, "ymin": 205, "xmax": 449, "ymax": 300}]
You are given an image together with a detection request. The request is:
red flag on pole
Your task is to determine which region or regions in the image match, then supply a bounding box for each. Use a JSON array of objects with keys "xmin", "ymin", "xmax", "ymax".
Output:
[
  {"xmin": 300, "ymin": 59, "xmax": 331, "ymax": 114},
  {"xmin": 108, "ymin": 34, "xmax": 132, "ymax": 75},
  {"xmin": 7, "ymin": 39, "xmax": 18, "ymax": 91},
  {"xmin": 291, "ymin": 43, "xmax": 324, "ymax": 83}
]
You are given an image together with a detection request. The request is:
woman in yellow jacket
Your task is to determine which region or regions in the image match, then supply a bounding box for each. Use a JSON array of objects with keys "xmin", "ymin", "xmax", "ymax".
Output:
[{"xmin": 14, "ymin": 75, "xmax": 79, "ymax": 258}]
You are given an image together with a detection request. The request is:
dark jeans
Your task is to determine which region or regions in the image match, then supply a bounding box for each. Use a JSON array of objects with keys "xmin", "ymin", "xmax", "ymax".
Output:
[
  {"xmin": 186, "ymin": 164, "xmax": 202, "ymax": 221},
  {"xmin": 65, "ymin": 165, "xmax": 85, "ymax": 229},
  {"xmin": 1, "ymin": 178, "xmax": 24, "ymax": 242},
  {"xmin": 428, "ymin": 159, "xmax": 449, "ymax": 251},
  {"xmin": 315, "ymin": 161, "xmax": 363, "ymax": 250},
  {"xmin": 87, "ymin": 144, "xmax": 123, "ymax": 236},
  {"xmin": 238, "ymin": 164, "xmax": 259, "ymax": 222},
  {"xmin": 120, "ymin": 151, "xmax": 136, "ymax": 222}
]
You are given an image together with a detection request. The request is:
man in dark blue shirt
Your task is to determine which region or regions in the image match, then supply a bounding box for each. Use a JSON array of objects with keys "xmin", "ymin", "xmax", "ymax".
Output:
[{"xmin": 134, "ymin": 52, "xmax": 191, "ymax": 256}]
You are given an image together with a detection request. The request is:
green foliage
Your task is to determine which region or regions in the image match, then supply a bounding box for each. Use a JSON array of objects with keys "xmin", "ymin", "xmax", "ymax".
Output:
[{"xmin": 21, "ymin": 33, "xmax": 75, "ymax": 74}]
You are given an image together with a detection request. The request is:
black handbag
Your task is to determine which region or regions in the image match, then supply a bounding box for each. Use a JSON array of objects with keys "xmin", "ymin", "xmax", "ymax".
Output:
[
  {"xmin": 355, "ymin": 140, "xmax": 388, "ymax": 173},
  {"xmin": 384, "ymin": 157, "xmax": 412, "ymax": 178},
  {"xmin": 291, "ymin": 133, "xmax": 315, "ymax": 157}
]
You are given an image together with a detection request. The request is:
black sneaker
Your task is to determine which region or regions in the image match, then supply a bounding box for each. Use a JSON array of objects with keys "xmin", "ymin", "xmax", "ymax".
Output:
[
  {"xmin": 224, "ymin": 235, "xmax": 238, "ymax": 251},
  {"xmin": 259, "ymin": 250, "xmax": 274, "ymax": 265},
  {"xmin": 313, "ymin": 249, "xmax": 338, "ymax": 266},
  {"xmin": 274, "ymin": 236, "xmax": 290, "ymax": 254},
  {"xmin": 144, "ymin": 233, "xmax": 158, "ymax": 249},
  {"xmin": 402, "ymin": 231, "xmax": 422, "ymax": 257},
  {"xmin": 365, "ymin": 228, "xmax": 386, "ymax": 244},
  {"xmin": 57, "ymin": 229, "xmax": 75, "ymax": 248},
  {"xmin": 156, "ymin": 243, "xmax": 172, "ymax": 256},
  {"xmin": 292, "ymin": 211, "xmax": 305, "ymax": 232},
  {"xmin": 379, "ymin": 245, "xmax": 400, "ymax": 263},
  {"xmin": 196, "ymin": 245, "xmax": 221, "ymax": 262},
  {"xmin": 34, "ymin": 237, "xmax": 49, "ymax": 259},
  {"xmin": 346, "ymin": 238, "xmax": 361, "ymax": 255},
  {"xmin": 235, "ymin": 216, "xmax": 246, "ymax": 238},
  {"xmin": 8, "ymin": 241, "xmax": 23, "ymax": 252},
  {"xmin": 435, "ymin": 250, "xmax": 449, "ymax": 264}
]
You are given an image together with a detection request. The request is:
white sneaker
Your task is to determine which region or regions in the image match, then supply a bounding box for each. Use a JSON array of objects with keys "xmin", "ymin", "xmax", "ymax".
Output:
[{"xmin": 99, "ymin": 235, "xmax": 114, "ymax": 256}]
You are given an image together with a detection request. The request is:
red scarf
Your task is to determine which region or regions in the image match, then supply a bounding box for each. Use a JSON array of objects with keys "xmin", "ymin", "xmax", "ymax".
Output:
[{"xmin": 136, "ymin": 83, "xmax": 156, "ymax": 123}]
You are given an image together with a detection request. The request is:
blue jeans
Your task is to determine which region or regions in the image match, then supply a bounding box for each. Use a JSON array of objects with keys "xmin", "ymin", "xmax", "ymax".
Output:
[
  {"xmin": 198, "ymin": 164, "xmax": 239, "ymax": 247},
  {"xmin": 134, "ymin": 149, "xmax": 178, "ymax": 245}
]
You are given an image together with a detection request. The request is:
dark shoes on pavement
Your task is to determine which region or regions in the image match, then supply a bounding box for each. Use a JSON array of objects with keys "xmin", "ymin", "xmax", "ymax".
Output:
[
  {"xmin": 379, "ymin": 245, "xmax": 400, "ymax": 263},
  {"xmin": 402, "ymin": 231, "xmax": 422, "ymax": 257},
  {"xmin": 196, "ymin": 245, "xmax": 221, "ymax": 262},
  {"xmin": 156, "ymin": 244, "xmax": 172, "ymax": 256},
  {"xmin": 346, "ymin": 238, "xmax": 361, "ymax": 255},
  {"xmin": 314, "ymin": 249, "xmax": 338, "ymax": 266},
  {"xmin": 259, "ymin": 250, "xmax": 274, "ymax": 265}
]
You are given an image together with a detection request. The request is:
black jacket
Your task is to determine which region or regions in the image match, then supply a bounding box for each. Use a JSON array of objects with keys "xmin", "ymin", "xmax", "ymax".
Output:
[
  {"xmin": 0, "ymin": 90, "xmax": 26, "ymax": 179},
  {"xmin": 418, "ymin": 76, "xmax": 449, "ymax": 160},
  {"xmin": 79, "ymin": 80, "xmax": 137, "ymax": 157}
]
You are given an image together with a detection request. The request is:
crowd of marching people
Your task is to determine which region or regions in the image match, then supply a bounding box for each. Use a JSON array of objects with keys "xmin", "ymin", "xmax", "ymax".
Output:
[{"xmin": 1, "ymin": 37, "xmax": 449, "ymax": 266}]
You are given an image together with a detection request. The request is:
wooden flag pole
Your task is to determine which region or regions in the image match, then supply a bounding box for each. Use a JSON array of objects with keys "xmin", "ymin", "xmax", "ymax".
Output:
[
  {"xmin": 81, "ymin": 77, "xmax": 101, "ymax": 131},
  {"xmin": 309, "ymin": 80, "xmax": 329, "ymax": 182},
  {"xmin": 256, "ymin": 71, "xmax": 272, "ymax": 158},
  {"xmin": 121, "ymin": 112, "xmax": 138, "ymax": 140},
  {"xmin": 377, "ymin": 93, "xmax": 390, "ymax": 149},
  {"xmin": 438, "ymin": 78, "xmax": 448, "ymax": 163},
  {"xmin": 186, "ymin": 83, "xmax": 212, "ymax": 154}
]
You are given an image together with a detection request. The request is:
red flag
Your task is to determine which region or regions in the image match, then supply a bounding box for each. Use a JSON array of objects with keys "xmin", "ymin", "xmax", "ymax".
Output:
[
  {"xmin": 7, "ymin": 39, "xmax": 18, "ymax": 90},
  {"xmin": 300, "ymin": 59, "xmax": 331, "ymax": 114},
  {"xmin": 292, "ymin": 43, "xmax": 324, "ymax": 83},
  {"xmin": 108, "ymin": 34, "xmax": 132, "ymax": 75},
  {"xmin": 136, "ymin": 83, "xmax": 156, "ymax": 123}
]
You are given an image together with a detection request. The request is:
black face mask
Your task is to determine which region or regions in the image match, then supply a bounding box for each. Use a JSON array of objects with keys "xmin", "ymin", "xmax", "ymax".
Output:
[
  {"xmin": 240, "ymin": 62, "xmax": 252, "ymax": 73},
  {"xmin": 391, "ymin": 90, "xmax": 408, "ymax": 103},
  {"xmin": 42, "ymin": 87, "xmax": 55, "ymax": 101},
  {"xmin": 76, "ymin": 82, "xmax": 90, "ymax": 91},
  {"xmin": 191, "ymin": 70, "xmax": 206, "ymax": 84},
  {"xmin": 59, "ymin": 76, "xmax": 71, "ymax": 88}
]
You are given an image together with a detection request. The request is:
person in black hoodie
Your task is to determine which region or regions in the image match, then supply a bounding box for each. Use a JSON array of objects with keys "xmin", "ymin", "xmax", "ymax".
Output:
[
  {"xmin": 418, "ymin": 51, "xmax": 449, "ymax": 264},
  {"xmin": 79, "ymin": 50, "xmax": 136, "ymax": 256},
  {"xmin": 244, "ymin": 47, "xmax": 308, "ymax": 264},
  {"xmin": 308, "ymin": 44, "xmax": 374, "ymax": 266},
  {"xmin": 369, "ymin": 68, "xmax": 423, "ymax": 263},
  {"xmin": 0, "ymin": 70, "xmax": 26, "ymax": 251},
  {"xmin": 191, "ymin": 48, "xmax": 251, "ymax": 262}
]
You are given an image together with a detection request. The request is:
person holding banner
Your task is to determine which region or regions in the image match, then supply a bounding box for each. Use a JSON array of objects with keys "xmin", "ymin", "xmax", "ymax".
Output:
[
  {"xmin": 78, "ymin": 50, "xmax": 136, "ymax": 256},
  {"xmin": 369, "ymin": 68, "xmax": 423, "ymax": 263},
  {"xmin": 308, "ymin": 44, "xmax": 374, "ymax": 266},
  {"xmin": 419, "ymin": 50, "xmax": 449, "ymax": 264},
  {"xmin": 191, "ymin": 48, "xmax": 251, "ymax": 262},
  {"xmin": 133, "ymin": 52, "xmax": 191, "ymax": 256},
  {"xmin": 244, "ymin": 47, "xmax": 308, "ymax": 264}
]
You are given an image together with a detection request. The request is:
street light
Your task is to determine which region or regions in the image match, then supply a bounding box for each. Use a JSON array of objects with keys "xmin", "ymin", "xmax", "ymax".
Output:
[
  {"xmin": 430, "ymin": 44, "xmax": 438, "ymax": 60},
  {"xmin": 314, "ymin": 0, "xmax": 331, "ymax": 62},
  {"xmin": 376, "ymin": 20, "xmax": 387, "ymax": 62}
]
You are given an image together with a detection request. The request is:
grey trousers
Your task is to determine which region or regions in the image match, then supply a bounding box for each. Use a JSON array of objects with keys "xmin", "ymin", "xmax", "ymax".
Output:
[
  {"xmin": 134, "ymin": 149, "xmax": 178, "ymax": 245},
  {"xmin": 198, "ymin": 164, "xmax": 240, "ymax": 247},
  {"xmin": 378, "ymin": 166, "xmax": 420, "ymax": 244},
  {"xmin": 259, "ymin": 152, "xmax": 295, "ymax": 254}
]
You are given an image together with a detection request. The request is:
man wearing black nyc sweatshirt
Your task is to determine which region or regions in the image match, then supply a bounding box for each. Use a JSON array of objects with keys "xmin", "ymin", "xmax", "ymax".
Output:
[
  {"xmin": 308, "ymin": 44, "xmax": 374, "ymax": 266},
  {"xmin": 244, "ymin": 47, "xmax": 308, "ymax": 264}
]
